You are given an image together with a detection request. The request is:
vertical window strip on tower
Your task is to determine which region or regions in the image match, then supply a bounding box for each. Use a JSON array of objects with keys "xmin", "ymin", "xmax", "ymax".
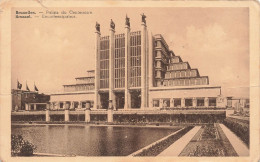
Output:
[
  {"xmin": 114, "ymin": 34, "xmax": 125, "ymax": 88},
  {"xmin": 100, "ymin": 36, "xmax": 110, "ymax": 89},
  {"xmin": 130, "ymin": 31, "xmax": 141, "ymax": 87}
]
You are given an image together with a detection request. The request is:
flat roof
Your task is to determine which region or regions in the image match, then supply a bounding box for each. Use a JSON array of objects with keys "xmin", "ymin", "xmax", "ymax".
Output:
[
  {"xmin": 63, "ymin": 83, "xmax": 94, "ymax": 86},
  {"xmin": 149, "ymin": 85, "xmax": 221, "ymax": 91},
  {"xmin": 51, "ymin": 91, "xmax": 95, "ymax": 95}
]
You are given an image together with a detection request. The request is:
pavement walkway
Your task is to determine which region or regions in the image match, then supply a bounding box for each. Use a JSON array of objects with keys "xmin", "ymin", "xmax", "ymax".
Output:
[
  {"xmin": 158, "ymin": 126, "xmax": 201, "ymax": 156},
  {"xmin": 219, "ymin": 124, "xmax": 249, "ymax": 156}
]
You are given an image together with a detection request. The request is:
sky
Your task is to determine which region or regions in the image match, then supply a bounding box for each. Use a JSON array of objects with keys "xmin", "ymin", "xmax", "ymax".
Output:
[{"xmin": 11, "ymin": 7, "xmax": 249, "ymax": 97}]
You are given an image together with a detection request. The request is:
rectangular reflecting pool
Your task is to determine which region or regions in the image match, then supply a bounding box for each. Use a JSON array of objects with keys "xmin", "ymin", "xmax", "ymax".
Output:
[{"xmin": 12, "ymin": 124, "xmax": 182, "ymax": 156}]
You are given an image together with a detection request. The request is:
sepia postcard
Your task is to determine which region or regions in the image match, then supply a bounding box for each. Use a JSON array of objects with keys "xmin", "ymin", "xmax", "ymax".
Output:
[{"xmin": 0, "ymin": 0, "xmax": 259, "ymax": 162}]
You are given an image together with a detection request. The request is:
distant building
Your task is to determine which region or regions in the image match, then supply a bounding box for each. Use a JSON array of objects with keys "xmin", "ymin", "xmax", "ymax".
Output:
[
  {"xmin": 232, "ymin": 98, "xmax": 250, "ymax": 116},
  {"xmin": 12, "ymin": 89, "xmax": 50, "ymax": 111},
  {"xmin": 50, "ymin": 15, "xmax": 227, "ymax": 110}
]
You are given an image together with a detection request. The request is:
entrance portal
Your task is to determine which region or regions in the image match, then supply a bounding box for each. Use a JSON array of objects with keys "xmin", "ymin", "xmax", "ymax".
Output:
[
  {"xmin": 100, "ymin": 93, "xmax": 109, "ymax": 109},
  {"xmin": 115, "ymin": 92, "xmax": 125, "ymax": 109},
  {"xmin": 130, "ymin": 90, "xmax": 141, "ymax": 108}
]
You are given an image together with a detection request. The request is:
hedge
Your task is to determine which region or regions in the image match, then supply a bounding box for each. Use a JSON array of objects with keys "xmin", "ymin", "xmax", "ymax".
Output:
[
  {"xmin": 134, "ymin": 126, "xmax": 193, "ymax": 156},
  {"xmin": 223, "ymin": 118, "xmax": 249, "ymax": 147}
]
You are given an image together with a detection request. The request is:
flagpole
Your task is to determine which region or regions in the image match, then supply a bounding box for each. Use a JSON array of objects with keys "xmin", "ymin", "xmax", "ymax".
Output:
[
  {"xmin": 34, "ymin": 82, "xmax": 39, "ymax": 93},
  {"xmin": 16, "ymin": 78, "xmax": 18, "ymax": 95},
  {"xmin": 17, "ymin": 78, "xmax": 19, "ymax": 90},
  {"xmin": 17, "ymin": 78, "xmax": 21, "ymax": 92}
]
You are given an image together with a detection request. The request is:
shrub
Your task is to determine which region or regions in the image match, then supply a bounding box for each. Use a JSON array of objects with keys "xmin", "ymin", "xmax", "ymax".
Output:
[
  {"xmin": 135, "ymin": 126, "xmax": 193, "ymax": 156},
  {"xmin": 11, "ymin": 134, "xmax": 36, "ymax": 156},
  {"xmin": 223, "ymin": 118, "xmax": 249, "ymax": 147}
]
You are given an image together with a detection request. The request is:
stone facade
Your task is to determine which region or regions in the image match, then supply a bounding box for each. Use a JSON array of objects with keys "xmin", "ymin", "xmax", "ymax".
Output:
[{"xmin": 50, "ymin": 15, "xmax": 226, "ymax": 110}]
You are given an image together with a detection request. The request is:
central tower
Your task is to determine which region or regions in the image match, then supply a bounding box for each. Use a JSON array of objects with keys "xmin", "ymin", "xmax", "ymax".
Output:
[{"xmin": 94, "ymin": 14, "xmax": 149, "ymax": 109}]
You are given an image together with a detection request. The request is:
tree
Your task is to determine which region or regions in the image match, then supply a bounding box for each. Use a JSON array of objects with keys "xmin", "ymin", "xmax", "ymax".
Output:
[{"xmin": 11, "ymin": 134, "xmax": 36, "ymax": 156}]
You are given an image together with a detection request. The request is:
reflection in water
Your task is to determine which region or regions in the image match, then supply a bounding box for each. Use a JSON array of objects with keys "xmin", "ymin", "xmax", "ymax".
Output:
[
  {"xmin": 45, "ymin": 125, "xmax": 49, "ymax": 153},
  {"xmin": 12, "ymin": 125, "xmax": 181, "ymax": 156},
  {"xmin": 64, "ymin": 125, "xmax": 68, "ymax": 155}
]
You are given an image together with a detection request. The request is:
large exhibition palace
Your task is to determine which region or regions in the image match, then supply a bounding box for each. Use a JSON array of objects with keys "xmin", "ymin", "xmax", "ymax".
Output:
[{"xmin": 49, "ymin": 14, "xmax": 227, "ymax": 111}]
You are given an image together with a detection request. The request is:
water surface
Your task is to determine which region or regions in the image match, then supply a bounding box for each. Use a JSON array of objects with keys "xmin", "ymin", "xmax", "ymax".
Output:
[{"xmin": 12, "ymin": 125, "xmax": 181, "ymax": 156}]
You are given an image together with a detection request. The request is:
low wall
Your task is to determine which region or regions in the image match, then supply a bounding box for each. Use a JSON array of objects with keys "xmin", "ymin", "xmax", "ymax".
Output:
[
  {"xmin": 130, "ymin": 126, "xmax": 194, "ymax": 156},
  {"xmin": 11, "ymin": 110, "xmax": 226, "ymax": 123},
  {"xmin": 11, "ymin": 114, "xmax": 46, "ymax": 121}
]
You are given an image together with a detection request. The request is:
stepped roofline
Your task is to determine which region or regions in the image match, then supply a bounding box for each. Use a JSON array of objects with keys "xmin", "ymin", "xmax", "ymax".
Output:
[
  {"xmin": 153, "ymin": 34, "xmax": 169, "ymax": 51},
  {"xmin": 169, "ymin": 61, "xmax": 191, "ymax": 69},
  {"xmin": 170, "ymin": 56, "xmax": 183, "ymax": 62},
  {"xmin": 163, "ymin": 75, "xmax": 208, "ymax": 80},
  {"xmin": 166, "ymin": 68, "xmax": 200, "ymax": 75}
]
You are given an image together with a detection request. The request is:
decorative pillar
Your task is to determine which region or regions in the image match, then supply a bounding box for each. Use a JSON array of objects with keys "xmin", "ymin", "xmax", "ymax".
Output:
[
  {"xmin": 85, "ymin": 109, "xmax": 91, "ymax": 122},
  {"xmin": 78, "ymin": 102, "xmax": 82, "ymax": 109},
  {"xmin": 109, "ymin": 19, "xmax": 116, "ymax": 109},
  {"xmin": 181, "ymin": 98, "xmax": 185, "ymax": 108},
  {"xmin": 141, "ymin": 14, "xmax": 148, "ymax": 109},
  {"xmin": 148, "ymin": 31, "xmax": 153, "ymax": 107},
  {"xmin": 46, "ymin": 103, "xmax": 50, "ymax": 110},
  {"xmin": 193, "ymin": 98, "xmax": 197, "ymax": 107},
  {"xmin": 50, "ymin": 103, "xmax": 53, "ymax": 110},
  {"xmin": 66, "ymin": 102, "xmax": 71, "ymax": 109},
  {"xmin": 64, "ymin": 109, "xmax": 69, "ymax": 122},
  {"xmin": 63, "ymin": 102, "xmax": 66, "ymax": 109},
  {"xmin": 216, "ymin": 96, "xmax": 226, "ymax": 108},
  {"xmin": 170, "ymin": 98, "xmax": 174, "ymax": 108},
  {"xmin": 34, "ymin": 104, "xmax": 37, "ymax": 111},
  {"xmin": 85, "ymin": 102, "xmax": 91, "ymax": 122},
  {"xmin": 70, "ymin": 102, "xmax": 74, "ymax": 109},
  {"xmin": 94, "ymin": 22, "xmax": 101, "ymax": 109},
  {"xmin": 46, "ymin": 109, "xmax": 50, "ymax": 122},
  {"xmin": 205, "ymin": 97, "xmax": 209, "ymax": 107},
  {"xmin": 107, "ymin": 108, "xmax": 114, "ymax": 123},
  {"xmin": 56, "ymin": 102, "xmax": 59, "ymax": 109},
  {"xmin": 145, "ymin": 28, "xmax": 149, "ymax": 107},
  {"xmin": 159, "ymin": 99, "xmax": 163, "ymax": 108},
  {"xmin": 25, "ymin": 103, "xmax": 29, "ymax": 111},
  {"xmin": 124, "ymin": 15, "xmax": 130, "ymax": 109}
]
